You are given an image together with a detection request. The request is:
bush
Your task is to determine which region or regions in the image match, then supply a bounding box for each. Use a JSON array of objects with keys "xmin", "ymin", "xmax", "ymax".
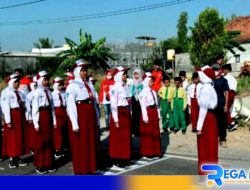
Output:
[{"xmin": 237, "ymin": 77, "xmax": 250, "ymax": 94}]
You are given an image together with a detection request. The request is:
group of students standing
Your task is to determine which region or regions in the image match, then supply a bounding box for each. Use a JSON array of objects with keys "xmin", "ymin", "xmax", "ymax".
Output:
[{"xmin": 0, "ymin": 55, "xmax": 237, "ymax": 175}]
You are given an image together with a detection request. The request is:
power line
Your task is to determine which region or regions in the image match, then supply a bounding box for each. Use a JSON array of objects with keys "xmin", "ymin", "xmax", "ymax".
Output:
[
  {"xmin": 0, "ymin": 0, "xmax": 46, "ymax": 10},
  {"xmin": 0, "ymin": 0, "xmax": 194, "ymax": 25}
]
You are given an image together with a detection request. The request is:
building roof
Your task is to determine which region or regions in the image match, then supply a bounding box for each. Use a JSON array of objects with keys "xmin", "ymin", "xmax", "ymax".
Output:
[{"xmin": 226, "ymin": 16, "xmax": 250, "ymax": 43}]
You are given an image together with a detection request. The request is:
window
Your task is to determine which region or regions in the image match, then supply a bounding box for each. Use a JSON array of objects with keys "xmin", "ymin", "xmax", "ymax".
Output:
[{"xmin": 235, "ymin": 54, "xmax": 240, "ymax": 63}]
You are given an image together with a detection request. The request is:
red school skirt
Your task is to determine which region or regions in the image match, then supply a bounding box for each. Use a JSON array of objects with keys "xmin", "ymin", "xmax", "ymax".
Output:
[
  {"xmin": 53, "ymin": 107, "xmax": 68, "ymax": 151},
  {"xmin": 110, "ymin": 106, "xmax": 132, "ymax": 160},
  {"xmin": 2, "ymin": 108, "xmax": 25, "ymax": 157},
  {"xmin": 33, "ymin": 107, "xmax": 54, "ymax": 168},
  {"xmin": 197, "ymin": 111, "xmax": 218, "ymax": 175},
  {"xmin": 69, "ymin": 102, "xmax": 97, "ymax": 175},
  {"xmin": 191, "ymin": 98, "xmax": 199, "ymax": 130},
  {"xmin": 140, "ymin": 106, "xmax": 161, "ymax": 157}
]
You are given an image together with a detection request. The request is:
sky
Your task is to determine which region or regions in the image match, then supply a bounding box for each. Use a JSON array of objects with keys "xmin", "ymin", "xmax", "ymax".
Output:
[{"xmin": 0, "ymin": 0, "xmax": 250, "ymax": 51}]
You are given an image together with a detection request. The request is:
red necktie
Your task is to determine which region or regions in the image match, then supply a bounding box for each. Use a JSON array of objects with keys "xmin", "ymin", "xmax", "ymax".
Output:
[
  {"xmin": 84, "ymin": 81, "xmax": 94, "ymax": 100},
  {"xmin": 58, "ymin": 93, "xmax": 63, "ymax": 107},
  {"xmin": 194, "ymin": 84, "xmax": 197, "ymax": 98},
  {"xmin": 150, "ymin": 90, "xmax": 156, "ymax": 105},
  {"xmin": 14, "ymin": 91, "xmax": 22, "ymax": 107},
  {"xmin": 44, "ymin": 90, "xmax": 51, "ymax": 106}
]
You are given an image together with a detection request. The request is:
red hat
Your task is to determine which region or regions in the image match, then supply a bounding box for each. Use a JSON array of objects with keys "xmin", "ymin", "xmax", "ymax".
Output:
[
  {"xmin": 113, "ymin": 66, "xmax": 130, "ymax": 76},
  {"xmin": 203, "ymin": 68, "xmax": 215, "ymax": 79}
]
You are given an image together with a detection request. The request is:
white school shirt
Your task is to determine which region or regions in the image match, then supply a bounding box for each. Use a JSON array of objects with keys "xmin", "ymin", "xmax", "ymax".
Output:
[
  {"xmin": 138, "ymin": 87, "xmax": 160, "ymax": 122},
  {"xmin": 182, "ymin": 79, "xmax": 190, "ymax": 91},
  {"xmin": 32, "ymin": 87, "xmax": 56, "ymax": 129},
  {"xmin": 224, "ymin": 73, "xmax": 237, "ymax": 91},
  {"xmin": 196, "ymin": 83, "xmax": 218, "ymax": 131},
  {"xmin": 25, "ymin": 90, "xmax": 36, "ymax": 121},
  {"xmin": 0, "ymin": 87, "xmax": 26, "ymax": 124},
  {"xmin": 109, "ymin": 82, "xmax": 129, "ymax": 122},
  {"xmin": 187, "ymin": 83, "xmax": 203, "ymax": 105},
  {"xmin": 52, "ymin": 90, "xmax": 66, "ymax": 107},
  {"xmin": 66, "ymin": 78, "xmax": 96, "ymax": 130}
]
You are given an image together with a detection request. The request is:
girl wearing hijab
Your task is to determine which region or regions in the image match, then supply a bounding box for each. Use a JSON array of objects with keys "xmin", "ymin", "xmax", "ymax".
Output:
[
  {"xmin": 99, "ymin": 70, "xmax": 114, "ymax": 131},
  {"xmin": 32, "ymin": 71, "xmax": 57, "ymax": 174},
  {"xmin": 52, "ymin": 77, "xmax": 68, "ymax": 159},
  {"xmin": 66, "ymin": 59, "xmax": 97, "ymax": 175},
  {"xmin": 196, "ymin": 67, "xmax": 218, "ymax": 175},
  {"xmin": 25, "ymin": 76, "xmax": 38, "ymax": 154},
  {"xmin": 138, "ymin": 72, "xmax": 161, "ymax": 159},
  {"xmin": 1, "ymin": 74, "xmax": 28, "ymax": 168},
  {"xmin": 131, "ymin": 69, "xmax": 143, "ymax": 136},
  {"xmin": 109, "ymin": 66, "xmax": 132, "ymax": 170}
]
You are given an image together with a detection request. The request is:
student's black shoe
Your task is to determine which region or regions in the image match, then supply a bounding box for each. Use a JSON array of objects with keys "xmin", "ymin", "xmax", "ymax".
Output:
[
  {"xmin": 228, "ymin": 124, "xmax": 238, "ymax": 132},
  {"xmin": 163, "ymin": 128, "xmax": 171, "ymax": 134},
  {"xmin": 182, "ymin": 131, "xmax": 186, "ymax": 135},
  {"xmin": 192, "ymin": 129, "xmax": 197, "ymax": 133},
  {"xmin": 0, "ymin": 158, "xmax": 3, "ymax": 162},
  {"xmin": 36, "ymin": 168, "xmax": 47, "ymax": 174},
  {"xmin": 48, "ymin": 167, "xmax": 57, "ymax": 173},
  {"xmin": 169, "ymin": 128, "xmax": 174, "ymax": 132},
  {"xmin": 9, "ymin": 160, "xmax": 18, "ymax": 169},
  {"xmin": 18, "ymin": 159, "xmax": 29, "ymax": 167},
  {"xmin": 173, "ymin": 129, "xmax": 179, "ymax": 134}
]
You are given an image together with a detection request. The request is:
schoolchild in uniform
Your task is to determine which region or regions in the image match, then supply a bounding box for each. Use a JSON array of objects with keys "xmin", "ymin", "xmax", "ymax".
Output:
[
  {"xmin": 109, "ymin": 66, "xmax": 132, "ymax": 170},
  {"xmin": 221, "ymin": 64, "xmax": 238, "ymax": 131},
  {"xmin": 196, "ymin": 67, "xmax": 218, "ymax": 175},
  {"xmin": 25, "ymin": 76, "xmax": 38, "ymax": 154},
  {"xmin": 131, "ymin": 69, "xmax": 143, "ymax": 136},
  {"xmin": 52, "ymin": 77, "xmax": 68, "ymax": 158},
  {"xmin": 172, "ymin": 77, "xmax": 188, "ymax": 134},
  {"xmin": 32, "ymin": 71, "xmax": 57, "ymax": 174},
  {"xmin": 158, "ymin": 76, "xmax": 175, "ymax": 133},
  {"xmin": 139, "ymin": 72, "xmax": 161, "ymax": 159},
  {"xmin": 66, "ymin": 59, "xmax": 97, "ymax": 175},
  {"xmin": 1, "ymin": 74, "xmax": 28, "ymax": 168},
  {"xmin": 187, "ymin": 72, "xmax": 202, "ymax": 132}
]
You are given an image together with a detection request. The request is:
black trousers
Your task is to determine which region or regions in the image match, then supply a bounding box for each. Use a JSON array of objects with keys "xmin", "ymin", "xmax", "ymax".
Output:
[
  {"xmin": 131, "ymin": 97, "xmax": 141, "ymax": 136},
  {"xmin": 215, "ymin": 108, "xmax": 227, "ymax": 142}
]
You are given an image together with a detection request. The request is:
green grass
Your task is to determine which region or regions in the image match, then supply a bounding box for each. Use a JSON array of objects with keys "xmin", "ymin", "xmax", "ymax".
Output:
[{"xmin": 237, "ymin": 77, "xmax": 250, "ymax": 94}]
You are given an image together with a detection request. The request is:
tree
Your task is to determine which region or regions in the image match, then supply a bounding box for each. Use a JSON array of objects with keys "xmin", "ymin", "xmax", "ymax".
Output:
[
  {"xmin": 57, "ymin": 29, "xmax": 115, "ymax": 71},
  {"xmin": 33, "ymin": 37, "xmax": 54, "ymax": 49},
  {"xmin": 177, "ymin": 12, "xmax": 189, "ymax": 52},
  {"xmin": 189, "ymin": 8, "xmax": 244, "ymax": 67}
]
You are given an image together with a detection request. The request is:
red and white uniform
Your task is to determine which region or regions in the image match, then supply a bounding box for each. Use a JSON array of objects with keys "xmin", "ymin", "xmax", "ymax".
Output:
[
  {"xmin": 66, "ymin": 59, "xmax": 97, "ymax": 174},
  {"xmin": 197, "ymin": 68, "xmax": 218, "ymax": 175},
  {"xmin": 187, "ymin": 83, "xmax": 202, "ymax": 130},
  {"xmin": 1, "ymin": 74, "xmax": 26, "ymax": 157},
  {"xmin": 138, "ymin": 73, "xmax": 161, "ymax": 157},
  {"xmin": 224, "ymin": 73, "xmax": 237, "ymax": 124},
  {"xmin": 25, "ymin": 78, "xmax": 37, "ymax": 152},
  {"xmin": 52, "ymin": 77, "xmax": 68, "ymax": 152},
  {"xmin": 32, "ymin": 71, "xmax": 56, "ymax": 169},
  {"xmin": 109, "ymin": 66, "xmax": 131, "ymax": 160}
]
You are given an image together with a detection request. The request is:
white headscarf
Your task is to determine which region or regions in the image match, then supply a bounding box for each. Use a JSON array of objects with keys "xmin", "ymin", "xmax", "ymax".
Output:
[
  {"xmin": 37, "ymin": 71, "xmax": 49, "ymax": 89},
  {"xmin": 73, "ymin": 67, "xmax": 82, "ymax": 80},
  {"xmin": 114, "ymin": 71, "xmax": 124, "ymax": 83},
  {"xmin": 133, "ymin": 68, "xmax": 142, "ymax": 87},
  {"xmin": 30, "ymin": 82, "xmax": 37, "ymax": 91},
  {"xmin": 8, "ymin": 74, "xmax": 19, "ymax": 91},
  {"xmin": 198, "ymin": 71, "xmax": 212, "ymax": 84}
]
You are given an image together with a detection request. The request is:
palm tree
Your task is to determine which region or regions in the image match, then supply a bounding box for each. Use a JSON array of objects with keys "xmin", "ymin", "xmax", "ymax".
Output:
[
  {"xmin": 57, "ymin": 29, "xmax": 114, "ymax": 70},
  {"xmin": 33, "ymin": 37, "xmax": 54, "ymax": 49}
]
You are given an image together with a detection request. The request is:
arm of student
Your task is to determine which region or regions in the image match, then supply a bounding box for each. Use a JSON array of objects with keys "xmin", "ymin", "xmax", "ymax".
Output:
[
  {"xmin": 110, "ymin": 86, "xmax": 119, "ymax": 123},
  {"xmin": 32, "ymin": 91, "xmax": 40, "ymax": 129},
  {"xmin": 139, "ymin": 91, "xmax": 148, "ymax": 123}
]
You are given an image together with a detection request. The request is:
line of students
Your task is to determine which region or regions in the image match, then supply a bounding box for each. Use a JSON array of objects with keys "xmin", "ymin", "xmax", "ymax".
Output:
[{"xmin": 0, "ymin": 58, "xmax": 237, "ymax": 176}]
